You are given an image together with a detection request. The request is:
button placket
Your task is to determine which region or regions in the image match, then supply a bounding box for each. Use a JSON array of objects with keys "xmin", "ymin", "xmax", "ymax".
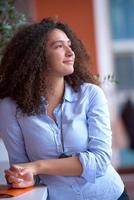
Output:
[
  {"xmin": 53, "ymin": 104, "xmax": 64, "ymax": 154},
  {"xmin": 53, "ymin": 129, "xmax": 63, "ymax": 153}
]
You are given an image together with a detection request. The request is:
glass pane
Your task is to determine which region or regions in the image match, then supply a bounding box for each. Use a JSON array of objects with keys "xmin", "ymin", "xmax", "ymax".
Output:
[
  {"xmin": 114, "ymin": 54, "xmax": 134, "ymax": 90},
  {"xmin": 120, "ymin": 148, "xmax": 134, "ymax": 166},
  {"xmin": 110, "ymin": 0, "xmax": 134, "ymax": 39}
]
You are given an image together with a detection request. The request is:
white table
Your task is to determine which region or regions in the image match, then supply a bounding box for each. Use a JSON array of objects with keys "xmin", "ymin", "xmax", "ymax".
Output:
[
  {"xmin": 1, "ymin": 185, "xmax": 48, "ymax": 200},
  {"xmin": 0, "ymin": 139, "xmax": 48, "ymax": 200}
]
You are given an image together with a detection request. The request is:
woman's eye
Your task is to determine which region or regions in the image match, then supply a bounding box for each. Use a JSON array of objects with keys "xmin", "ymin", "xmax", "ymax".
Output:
[{"xmin": 55, "ymin": 44, "xmax": 63, "ymax": 49}]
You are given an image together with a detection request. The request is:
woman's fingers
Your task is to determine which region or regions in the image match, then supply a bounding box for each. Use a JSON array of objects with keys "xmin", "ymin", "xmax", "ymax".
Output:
[
  {"xmin": 5, "ymin": 166, "xmax": 25, "ymax": 178},
  {"xmin": 5, "ymin": 174, "xmax": 23, "ymax": 184},
  {"xmin": 4, "ymin": 164, "xmax": 35, "ymax": 188},
  {"xmin": 5, "ymin": 169, "xmax": 16, "ymax": 176},
  {"xmin": 12, "ymin": 180, "xmax": 34, "ymax": 188},
  {"xmin": 5, "ymin": 168, "xmax": 24, "ymax": 184},
  {"xmin": 8, "ymin": 165, "xmax": 28, "ymax": 177},
  {"xmin": 5, "ymin": 169, "xmax": 17, "ymax": 183},
  {"xmin": 10, "ymin": 165, "xmax": 23, "ymax": 174},
  {"xmin": 9, "ymin": 176, "xmax": 23, "ymax": 183}
]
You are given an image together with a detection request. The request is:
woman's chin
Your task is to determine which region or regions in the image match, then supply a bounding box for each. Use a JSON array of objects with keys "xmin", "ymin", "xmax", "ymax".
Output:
[{"xmin": 64, "ymin": 68, "xmax": 74, "ymax": 76}]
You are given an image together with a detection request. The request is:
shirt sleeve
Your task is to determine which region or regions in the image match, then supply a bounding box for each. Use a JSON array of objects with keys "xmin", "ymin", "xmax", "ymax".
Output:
[
  {"xmin": 78, "ymin": 86, "xmax": 112, "ymax": 183},
  {"xmin": 0, "ymin": 98, "xmax": 29, "ymax": 165}
]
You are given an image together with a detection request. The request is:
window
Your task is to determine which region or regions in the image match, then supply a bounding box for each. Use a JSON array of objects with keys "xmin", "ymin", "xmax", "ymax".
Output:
[
  {"xmin": 110, "ymin": 0, "xmax": 134, "ymax": 91},
  {"xmin": 114, "ymin": 53, "xmax": 134, "ymax": 90},
  {"xmin": 110, "ymin": 0, "xmax": 134, "ymax": 39}
]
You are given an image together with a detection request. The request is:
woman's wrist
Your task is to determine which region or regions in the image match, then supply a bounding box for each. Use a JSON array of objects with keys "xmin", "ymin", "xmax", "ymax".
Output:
[{"xmin": 33, "ymin": 160, "xmax": 45, "ymax": 175}]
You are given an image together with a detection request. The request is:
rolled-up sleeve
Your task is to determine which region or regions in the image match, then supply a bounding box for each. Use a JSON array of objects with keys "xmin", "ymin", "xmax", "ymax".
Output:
[{"xmin": 79, "ymin": 86, "xmax": 112, "ymax": 183}]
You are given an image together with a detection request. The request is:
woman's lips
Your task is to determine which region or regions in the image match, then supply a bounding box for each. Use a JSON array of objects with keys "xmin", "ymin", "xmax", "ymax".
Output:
[{"xmin": 63, "ymin": 60, "xmax": 74, "ymax": 64}]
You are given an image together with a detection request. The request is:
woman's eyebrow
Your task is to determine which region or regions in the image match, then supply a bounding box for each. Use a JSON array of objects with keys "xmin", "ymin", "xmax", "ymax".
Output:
[{"xmin": 50, "ymin": 40, "xmax": 71, "ymax": 47}]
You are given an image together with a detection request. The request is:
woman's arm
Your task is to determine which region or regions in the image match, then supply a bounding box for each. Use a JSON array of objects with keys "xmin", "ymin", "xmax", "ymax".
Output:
[
  {"xmin": 13, "ymin": 156, "xmax": 82, "ymax": 176},
  {"xmin": 5, "ymin": 156, "xmax": 82, "ymax": 188}
]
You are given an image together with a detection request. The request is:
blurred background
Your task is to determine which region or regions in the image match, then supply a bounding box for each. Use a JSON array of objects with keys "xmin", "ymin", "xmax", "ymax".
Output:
[{"xmin": 0, "ymin": 0, "xmax": 134, "ymax": 199}]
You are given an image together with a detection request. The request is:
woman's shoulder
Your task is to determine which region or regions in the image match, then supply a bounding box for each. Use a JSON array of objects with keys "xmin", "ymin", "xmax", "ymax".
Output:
[
  {"xmin": 0, "ymin": 98, "xmax": 18, "ymax": 135},
  {"xmin": 80, "ymin": 83, "xmax": 104, "ymax": 97},
  {"xmin": 79, "ymin": 83, "xmax": 107, "ymax": 105},
  {"xmin": 0, "ymin": 97, "xmax": 17, "ymax": 115}
]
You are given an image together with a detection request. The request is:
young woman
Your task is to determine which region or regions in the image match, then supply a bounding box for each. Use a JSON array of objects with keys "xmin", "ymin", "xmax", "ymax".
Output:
[{"xmin": 0, "ymin": 18, "xmax": 129, "ymax": 200}]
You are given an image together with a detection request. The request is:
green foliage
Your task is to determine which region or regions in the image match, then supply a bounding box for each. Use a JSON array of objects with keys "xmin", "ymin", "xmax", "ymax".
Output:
[{"xmin": 0, "ymin": 0, "xmax": 27, "ymax": 60}]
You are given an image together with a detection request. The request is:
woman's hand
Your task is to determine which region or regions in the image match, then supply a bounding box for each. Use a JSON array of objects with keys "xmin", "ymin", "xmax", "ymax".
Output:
[
  {"xmin": 4, "ymin": 157, "xmax": 82, "ymax": 188},
  {"xmin": 5, "ymin": 162, "xmax": 38, "ymax": 188}
]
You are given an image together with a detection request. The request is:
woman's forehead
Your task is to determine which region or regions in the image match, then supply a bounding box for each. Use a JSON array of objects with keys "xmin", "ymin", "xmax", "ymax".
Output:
[{"xmin": 47, "ymin": 29, "xmax": 70, "ymax": 43}]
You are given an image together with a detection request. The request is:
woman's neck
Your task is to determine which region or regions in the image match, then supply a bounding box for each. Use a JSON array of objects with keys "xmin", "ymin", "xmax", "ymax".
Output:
[
  {"xmin": 45, "ymin": 77, "xmax": 65, "ymax": 105},
  {"xmin": 43, "ymin": 77, "xmax": 65, "ymax": 120}
]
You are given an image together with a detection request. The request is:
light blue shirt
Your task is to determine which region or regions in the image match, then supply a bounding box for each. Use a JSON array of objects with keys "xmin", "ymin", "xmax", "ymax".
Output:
[{"xmin": 0, "ymin": 83, "xmax": 124, "ymax": 200}]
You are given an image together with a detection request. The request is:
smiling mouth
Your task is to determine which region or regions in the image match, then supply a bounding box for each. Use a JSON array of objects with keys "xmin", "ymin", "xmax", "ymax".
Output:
[{"xmin": 63, "ymin": 60, "xmax": 74, "ymax": 64}]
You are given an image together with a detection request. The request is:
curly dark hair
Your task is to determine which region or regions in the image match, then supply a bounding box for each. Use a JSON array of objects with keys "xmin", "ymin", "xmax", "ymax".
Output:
[{"xmin": 0, "ymin": 18, "xmax": 98, "ymax": 115}]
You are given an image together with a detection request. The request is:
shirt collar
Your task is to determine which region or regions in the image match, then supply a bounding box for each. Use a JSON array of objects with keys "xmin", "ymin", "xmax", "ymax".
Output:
[
  {"xmin": 63, "ymin": 82, "xmax": 79, "ymax": 102},
  {"xmin": 40, "ymin": 82, "xmax": 79, "ymax": 104}
]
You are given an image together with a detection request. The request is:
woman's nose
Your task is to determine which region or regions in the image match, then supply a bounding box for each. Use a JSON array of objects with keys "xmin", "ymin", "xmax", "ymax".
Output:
[{"xmin": 65, "ymin": 46, "xmax": 74, "ymax": 57}]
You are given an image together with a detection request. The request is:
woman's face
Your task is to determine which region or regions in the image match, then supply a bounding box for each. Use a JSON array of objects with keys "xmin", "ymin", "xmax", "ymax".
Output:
[{"xmin": 46, "ymin": 28, "xmax": 75, "ymax": 77}]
